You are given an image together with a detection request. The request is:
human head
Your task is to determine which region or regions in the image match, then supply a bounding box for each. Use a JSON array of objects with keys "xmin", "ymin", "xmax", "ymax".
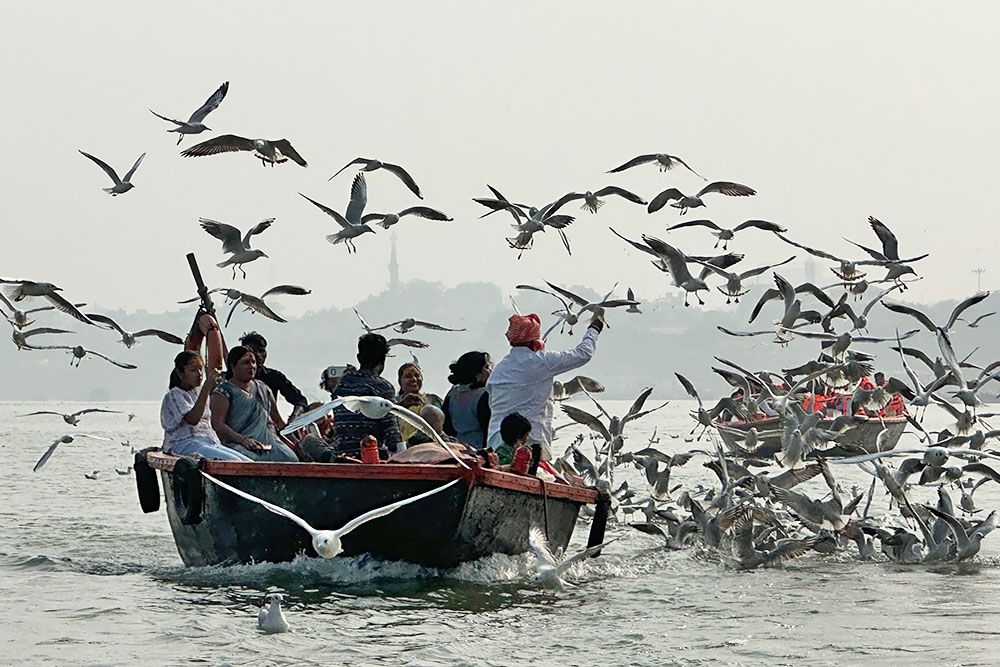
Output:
[
  {"xmin": 419, "ymin": 404, "xmax": 446, "ymax": 435},
  {"xmin": 448, "ymin": 351, "xmax": 491, "ymax": 385},
  {"xmin": 240, "ymin": 331, "xmax": 268, "ymax": 366},
  {"xmin": 506, "ymin": 314, "xmax": 544, "ymax": 352},
  {"xmin": 874, "ymin": 372, "xmax": 886, "ymax": 386},
  {"xmin": 170, "ymin": 350, "xmax": 203, "ymax": 390},
  {"xmin": 320, "ymin": 365, "xmax": 348, "ymax": 393},
  {"xmin": 398, "ymin": 362, "xmax": 423, "ymax": 395},
  {"xmin": 227, "ymin": 345, "xmax": 258, "ymax": 383},
  {"xmin": 357, "ymin": 333, "xmax": 389, "ymax": 372},
  {"xmin": 500, "ymin": 412, "xmax": 532, "ymax": 447}
]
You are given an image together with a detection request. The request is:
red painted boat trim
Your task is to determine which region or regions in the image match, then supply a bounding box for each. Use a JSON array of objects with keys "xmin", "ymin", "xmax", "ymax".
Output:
[{"xmin": 146, "ymin": 452, "xmax": 597, "ymax": 504}]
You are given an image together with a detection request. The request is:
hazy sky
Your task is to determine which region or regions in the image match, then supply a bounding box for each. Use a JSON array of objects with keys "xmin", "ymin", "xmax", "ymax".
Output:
[{"xmin": 3, "ymin": 2, "xmax": 998, "ymax": 319}]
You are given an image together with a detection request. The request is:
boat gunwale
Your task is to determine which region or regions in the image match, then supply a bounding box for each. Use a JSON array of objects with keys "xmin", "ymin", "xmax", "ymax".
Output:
[{"xmin": 146, "ymin": 451, "xmax": 598, "ymax": 504}]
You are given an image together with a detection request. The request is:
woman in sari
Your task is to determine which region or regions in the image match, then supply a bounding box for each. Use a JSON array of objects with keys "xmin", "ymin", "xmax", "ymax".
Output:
[
  {"xmin": 394, "ymin": 362, "xmax": 443, "ymax": 442},
  {"xmin": 210, "ymin": 346, "xmax": 299, "ymax": 462}
]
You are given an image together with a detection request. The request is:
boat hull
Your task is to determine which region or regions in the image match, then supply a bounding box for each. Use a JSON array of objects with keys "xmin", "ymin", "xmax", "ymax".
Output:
[
  {"xmin": 147, "ymin": 454, "xmax": 596, "ymax": 568},
  {"xmin": 714, "ymin": 416, "xmax": 908, "ymax": 458}
]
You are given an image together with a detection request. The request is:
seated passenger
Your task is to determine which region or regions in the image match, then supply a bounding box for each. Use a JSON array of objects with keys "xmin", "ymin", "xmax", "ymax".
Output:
[
  {"xmin": 160, "ymin": 351, "xmax": 251, "ymax": 461},
  {"xmin": 331, "ymin": 334, "xmax": 403, "ymax": 457},
  {"xmin": 296, "ymin": 401, "xmax": 338, "ymax": 463},
  {"xmin": 395, "ymin": 362, "xmax": 443, "ymax": 441},
  {"xmin": 496, "ymin": 412, "xmax": 532, "ymax": 466},
  {"xmin": 442, "ymin": 351, "xmax": 492, "ymax": 450},
  {"xmin": 407, "ymin": 404, "xmax": 454, "ymax": 447},
  {"xmin": 210, "ymin": 346, "xmax": 299, "ymax": 462}
]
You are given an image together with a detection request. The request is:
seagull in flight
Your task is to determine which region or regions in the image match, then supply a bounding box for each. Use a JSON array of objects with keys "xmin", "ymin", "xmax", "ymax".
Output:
[
  {"xmin": 607, "ymin": 153, "xmax": 706, "ymax": 179},
  {"xmin": 33, "ymin": 434, "xmax": 114, "ymax": 472},
  {"xmin": 181, "ymin": 135, "xmax": 307, "ymax": 167},
  {"xmin": 203, "ymin": 472, "xmax": 460, "ymax": 558},
  {"xmin": 691, "ymin": 255, "xmax": 796, "ymax": 303},
  {"xmin": 362, "ymin": 206, "xmax": 452, "ymax": 229},
  {"xmin": 665, "ymin": 219, "xmax": 786, "ymax": 250},
  {"xmin": 528, "ymin": 526, "xmax": 618, "ymax": 590},
  {"xmin": 10, "ymin": 326, "xmax": 73, "ymax": 351},
  {"xmin": 0, "ymin": 279, "xmax": 99, "ymax": 327},
  {"xmin": 547, "ymin": 186, "xmax": 647, "ymax": 214},
  {"xmin": 149, "ymin": 81, "xmax": 229, "ymax": 145},
  {"xmin": 223, "ymin": 285, "xmax": 312, "ymax": 327},
  {"xmin": 329, "ymin": 157, "xmax": 424, "ymax": 199},
  {"xmin": 199, "ymin": 217, "xmax": 274, "ymax": 278},
  {"xmin": 79, "ymin": 150, "xmax": 146, "ymax": 196},
  {"xmin": 648, "ymin": 181, "xmax": 756, "ymax": 215},
  {"xmin": 367, "ymin": 317, "xmax": 466, "ymax": 335},
  {"xmin": 32, "ymin": 344, "xmax": 137, "ymax": 369},
  {"xmin": 84, "ymin": 313, "xmax": 183, "ymax": 348},
  {"xmin": 0, "ymin": 292, "xmax": 86, "ymax": 330},
  {"xmin": 301, "ymin": 173, "xmax": 374, "ymax": 253},
  {"xmin": 18, "ymin": 408, "xmax": 121, "ymax": 426},
  {"xmin": 847, "ymin": 216, "xmax": 928, "ymax": 265},
  {"xmin": 351, "ymin": 310, "xmax": 431, "ymax": 349}
]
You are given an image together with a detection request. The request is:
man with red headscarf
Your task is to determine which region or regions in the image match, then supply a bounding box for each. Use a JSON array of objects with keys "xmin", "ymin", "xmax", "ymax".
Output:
[{"xmin": 485, "ymin": 309, "xmax": 605, "ymax": 460}]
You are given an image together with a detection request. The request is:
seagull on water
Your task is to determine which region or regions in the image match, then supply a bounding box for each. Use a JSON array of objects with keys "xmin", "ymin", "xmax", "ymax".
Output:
[
  {"xmin": 199, "ymin": 217, "xmax": 274, "ymax": 278},
  {"xmin": 222, "ymin": 285, "xmax": 312, "ymax": 327},
  {"xmin": 607, "ymin": 153, "xmax": 706, "ymax": 179},
  {"xmin": 33, "ymin": 434, "xmax": 114, "ymax": 472},
  {"xmin": 202, "ymin": 472, "xmax": 461, "ymax": 558},
  {"xmin": 85, "ymin": 313, "xmax": 183, "ymax": 348},
  {"xmin": 18, "ymin": 408, "xmax": 121, "ymax": 426},
  {"xmin": 181, "ymin": 135, "xmax": 307, "ymax": 167},
  {"xmin": 665, "ymin": 219, "xmax": 786, "ymax": 250},
  {"xmin": 258, "ymin": 594, "xmax": 291, "ymax": 634},
  {"xmin": 301, "ymin": 173, "xmax": 374, "ymax": 253},
  {"xmin": 79, "ymin": 150, "xmax": 146, "ymax": 196},
  {"xmin": 647, "ymin": 181, "xmax": 756, "ymax": 215},
  {"xmin": 150, "ymin": 81, "xmax": 229, "ymax": 144},
  {"xmin": 329, "ymin": 157, "xmax": 424, "ymax": 199}
]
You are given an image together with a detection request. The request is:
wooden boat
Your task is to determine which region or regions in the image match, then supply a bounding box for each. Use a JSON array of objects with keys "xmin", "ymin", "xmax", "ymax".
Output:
[
  {"xmin": 714, "ymin": 415, "xmax": 908, "ymax": 458},
  {"xmin": 138, "ymin": 451, "xmax": 599, "ymax": 568}
]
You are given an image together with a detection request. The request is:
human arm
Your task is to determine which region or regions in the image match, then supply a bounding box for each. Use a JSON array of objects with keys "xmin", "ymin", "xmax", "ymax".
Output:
[
  {"xmin": 183, "ymin": 367, "xmax": 219, "ymax": 425},
  {"xmin": 476, "ymin": 392, "xmax": 491, "ymax": 444},
  {"xmin": 209, "ymin": 390, "xmax": 265, "ymax": 451},
  {"xmin": 442, "ymin": 393, "xmax": 456, "ymax": 437},
  {"xmin": 537, "ymin": 325, "xmax": 600, "ymax": 377},
  {"xmin": 269, "ymin": 368, "xmax": 308, "ymax": 410}
]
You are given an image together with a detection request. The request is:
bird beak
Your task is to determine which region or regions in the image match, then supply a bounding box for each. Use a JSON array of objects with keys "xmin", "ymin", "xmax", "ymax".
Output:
[{"xmin": 261, "ymin": 252, "xmax": 269, "ymax": 258}]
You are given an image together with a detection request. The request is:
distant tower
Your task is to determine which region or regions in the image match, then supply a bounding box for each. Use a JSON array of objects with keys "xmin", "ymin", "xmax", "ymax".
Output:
[{"xmin": 388, "ymin": 232, "xmax": 400, "ymax": 291}]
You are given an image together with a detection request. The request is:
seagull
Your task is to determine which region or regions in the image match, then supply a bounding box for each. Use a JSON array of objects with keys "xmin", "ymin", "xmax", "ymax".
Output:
[
  {"xmin": 547, "ymin": 186, "xmax": 647, "ymax": 214},
  {"xmin": 33, "ymin": 434, "xmax": 114, "ymax": 471},
  {"xmin": 667, "ymin": 219, "xmax": 786, "ymax": 251},
  {"xmin": 0, "ymin": 279, "xmax": 99, "ymax": 327},
  {"xmin": 774, "ymin": 234, "xmax": 889, "ymax": 284},
  {"xmin": 181, "ymin": 135, "xmax": 307, "ymax": 167},
  {"xmin": 552, "ymin": 376, "xmax": 605, "ymax": 401},
  {"xmin": 607, "ymin": 153, "xmax": 706, "ymax": 179},
  {"xmin": 847, "ymin": 216, "xmax": 929, "ymax": 265},
  {"xmin": 301, "ymin": 174, "xmax": 374, "ymax": 253},
  {"xmin": 924, "ymin": 506, "xmax": 998, "ymax": 561},
  {"xmin": 282, "ymin": 396, "xmax": 470, "ymax": 467},
  {"xmin": 959, "ymin": 312, "xmax": 997, "ymax": 328},
  {"xmin": 328, "ymin": 157, "xmax": 423, "ymax": 198},
  {"xmin": 367, "ymin": 317, "xmax": 466, "ymax": 335},
  {"xmin": 79, "ymin": 150, "xmax": 146, "ymax": 196},
  {"xmin": 115, "ymin": 466, "xmax": 132, "ymax": 475},
  {"xmin": 728, "ymin": 505, "xmax": 818, "ymax": 570},
  {"xmin": 222, "ymin": 285, "xmax": 311, "ymax": 327},
  {"xmin": 691, "ymin": 255, "xmax": 795, "ymax": 304},
  {"xmin": 647, "ymin": 182, "xmax": 756, "ymax": 215},
  {"xmin": 31, "ymin": 344, "xmax": 138, "ymax": 369},
  {"xmin": 386, "ymin": 337, "xmax": 430, "ymax": 351},
  {"xmin": 504, "ymin": 205, "xmax": 575, "ymax": 258},
  {"xmin": 258, "ymin": 594, "xmax": 291, "ymax": 634},
  {"xmin": 199, "ymin": 217, "xmax": 274, "ymax": 279},
  {"xmin": 85, "ymin": 314, "xmax": 183, "ymax": 348},
  {"xmin": 629, "ymin": 521, "xmax": 699, "ymax": 550},
  {"xmin": 149, "ymin": 81, "xmax": 229, "ymax": 145},
  {"xmin": 84, "ymin": 471, "xmax": 99, "ymax": 480},
  {"xmin": 17, "ymin": 408, "xmax": 120, "ymax": 426},
  {"xmin": 202, "ymin": 472, "xmax": 461, "ymax": 558},
  {"xmin": 362, "ymin": 207, "xmax": 452, "ymax": 229},
  {"xmin": 882, "ymin": 292, "xmax": 990, "ymax": 338},
  {"xmin": 11, "ymin": 326, "xmax": 73, "ymax": 350},
  {"xmin": 527, "ymin": 526, "xmax": 618, "ymax": 590},
  {"xmin": 515, "ymin": 282, "xmax": 637, "ymax": 335},
  {"xmin": 0, "ymin": 292, "xmax": 86, "ymax": 330},
  {"xmin": 625, "ymin": 288, "xmax": 641, "ymax": 313},
  {"xmin": 632, "ymin": 233, "xmax": 742, "ymax": 306}
]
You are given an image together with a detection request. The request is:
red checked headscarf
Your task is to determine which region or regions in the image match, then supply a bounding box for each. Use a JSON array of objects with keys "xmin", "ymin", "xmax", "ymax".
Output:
[{"xmin": 506, "ymin": 313, "xmax": 545, "ymax": 352}]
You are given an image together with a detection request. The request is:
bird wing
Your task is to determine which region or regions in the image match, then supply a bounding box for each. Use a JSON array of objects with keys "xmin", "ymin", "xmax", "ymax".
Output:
[
  {"xmin": 607, "ymin": 154, "xmax": 658, "ymax": 173},
  {"xmin": 242, "ymin": 297, "xmax": 287, "ymax": 323},
  {"xmin": 881, "ymin": 301, "xmax": 937, "ymax": 332},
  {"xmin": 260, "ymin": 285, "xmax": 311, "ymax": 299},
  {"xmin": 353, "ymin": 308, "xmax": 374, "ymax": 332},
  {"xmin": 696, "ymin": 181, "xmax": 756, "ymax": 198},
  {"xmin": 694, "ymin": 252, "xmax": 744, "ymax": 281},
  {"xmin": 74, "ymin": 408, "xmax": 121, "ymax": 417},
  {"xmin": 328, "ymin": 157, "xmax": 370, "ymax": 181},
  {"xmin": 398, "ymin": 206, "xmax": 452, "ymax": 221},
  {"xmin": 845, "ymin": 238, "xmax": 887, "ymax": 262},
  {"xmin": 592, "ymin": 186, "xmax": 646, "ymax": 205},
  {"xmin": 640, "ymin": 236, "xmax": 692, "ymax": 285},
  {"xmin": 774, "ymin": 273, "xmax": 796, "ymax": 314},
  {"xmin": 528, "ymin": 526, "xmax": 559, "ymax": 567},
  {"xmin": 716, "ymin": 326, "xmax": 775, "ymax": 338},
  {"xmin": 346, "ymin": 173, "xmax": 368, "ymax": 224},
  {"xmin": 202, "ymin": 472, "xmax": 318, "ymax": 534},
  {"xmin": 84, "ymin": 313, "xmax": 126, "ymax": 336},
  {"xmin": 199, "ymin": 219, "xmax": 244, "ymax": 254},
  {"xmin": 860, "ymin": 284, "xmax": 903, "ymax": 318},
  {"xmin": 732, "ymin": 219, "xmax": 786, "ymax": 234},
  {"xmin": 337, "ymin": 479, "xmax": 462, "ymax": 537},
  {"xmin": 243, "ymin": 218, "xmax": 275, "ymax": 248},
  {"xmin": 33, "ymin": 437, "xmax": 70, "ymax": 471},
  {"xmin": 774, "ymin": 234, "xmax": 842, "ymax": 262},
  {"xmin": 630, "ymin": 522, "xmax": 669, "ymax": 542},
  {"xmin": 188, "ymin": 81, "xmax": 229, "ymax": 123},
  {"xmin": 410, "ymin": 320, "xmax": 465, "ymax": 332},
  {"xmin": 562, "ymin": 376, "xmax": 605, "ymax": 395},
  {"xmin": 133, "ymin": 329, "xmax": 184, "ymax": 344},
  {"xmin": 739, "ymin": 256, "xmax": 796, "ymax": 280},
  {"xmin": 382, "ymin": 162, "xmax": 422, "ymax": 198},
  {"xmin": 624, "ymin": 387, "xmax": 654, "ymax": 420},
  {"xmin": 540, "ymin": 192, "xmax": 583, "ymax": 216},
  {"xmin": 181, "ymin": 134, "xmax": 256, "ymax": 157},
  {"xmin": 86, "ymin": 349, "xmax": 138, "ymax": 369},
  {"xmin": 560, "ymin": 404, "xmax": 612, "ymax": 441},
  {"xmin": 149, "ymin": 109, "xmax": 184, "ymax": 125},
  {"xmin": 665, "ymin": 219, "xmax": 722, "ymax": 232},
  {"xmin": 272, "ymin": 139, "xmax": 307, "ymax": 167},
  {"xmin": 674, "ymin": 372, "xmax": 701, "ymax": 406},
  {"xmin": 385, "ymin": 337, "xmax": 429, "ymax": 349},
  {"xmin": 646, "ymin": 188, "xmax": 684, "ymax": 213},
  {"xmin": 18, "ymin": 411, "xmax": 63, "ymax": 418},
  {"xmin": 79, "ymin": 150, "xmax": 121, "ymax": 184},
  {"xmin": 558, "ymin": 537, "xmax": 620, "ymax": 573},
  {"xmin": 122, "ymin": 153, "xmax": 146, "ymax": 183},
  {"xmin": 557, "ymin": 229, "xmax": 573, "ymax": 256},
  {"xmin": 544, "ymin": 282, "xmax": 589, "ymax": 309},
  {"xmin": 868, "ymin": 216, "xmax": 900, "ymax": 261},
  {"xmin": 300, "ymin": 192, "xmax": 351, "ymax": 228},
  {"xmin": 947, "ymin": 292, "xmax": 991, "ymax": 331},
  {"xmin": 748, "ymin": 288, "xmax": 780, "ymax": 323},
  {"xmin": 609, "ymin": 227, "xmax": 658, "ymax": 258},
  {"xmin": 44, "ymin": 293, "xmax": 98, "ymax": 327},
  {"xmin": 924, "ymin": 505, "xmax": 970, "ymax": 548}
]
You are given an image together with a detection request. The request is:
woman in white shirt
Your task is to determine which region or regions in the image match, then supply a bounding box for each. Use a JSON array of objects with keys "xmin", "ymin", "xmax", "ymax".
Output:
[{"xmin": 160, "ymin": 350, "xmax": 251, "ymax": 461}]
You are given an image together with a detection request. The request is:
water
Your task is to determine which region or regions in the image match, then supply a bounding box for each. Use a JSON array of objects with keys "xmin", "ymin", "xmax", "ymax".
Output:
[{"xmin": 2, "ymin": 400, "xmax": 999, "ymax": 666}]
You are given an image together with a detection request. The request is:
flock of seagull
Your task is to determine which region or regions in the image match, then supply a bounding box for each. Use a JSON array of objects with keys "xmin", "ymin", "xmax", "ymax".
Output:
[{"xmin": 6, "ymin": 79, "xmax": 1000, "ymax": 623}]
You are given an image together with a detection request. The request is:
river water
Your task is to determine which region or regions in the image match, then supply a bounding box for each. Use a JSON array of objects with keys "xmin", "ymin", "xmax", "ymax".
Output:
[{"xmin": 2, "ymin": 399, "xmax": 999, "ymax": 666}]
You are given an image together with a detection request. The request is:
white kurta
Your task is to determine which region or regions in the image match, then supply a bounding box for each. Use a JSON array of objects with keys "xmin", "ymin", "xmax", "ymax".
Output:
[{"xmin": 486, "ymin": 327, "xmax": 599, "ymax": 459}]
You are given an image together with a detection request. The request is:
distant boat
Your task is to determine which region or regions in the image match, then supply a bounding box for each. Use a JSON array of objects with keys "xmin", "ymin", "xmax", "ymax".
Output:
[{"xmin": 136, "ymin": 452, "xmax": 599, "ymax": 568}]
